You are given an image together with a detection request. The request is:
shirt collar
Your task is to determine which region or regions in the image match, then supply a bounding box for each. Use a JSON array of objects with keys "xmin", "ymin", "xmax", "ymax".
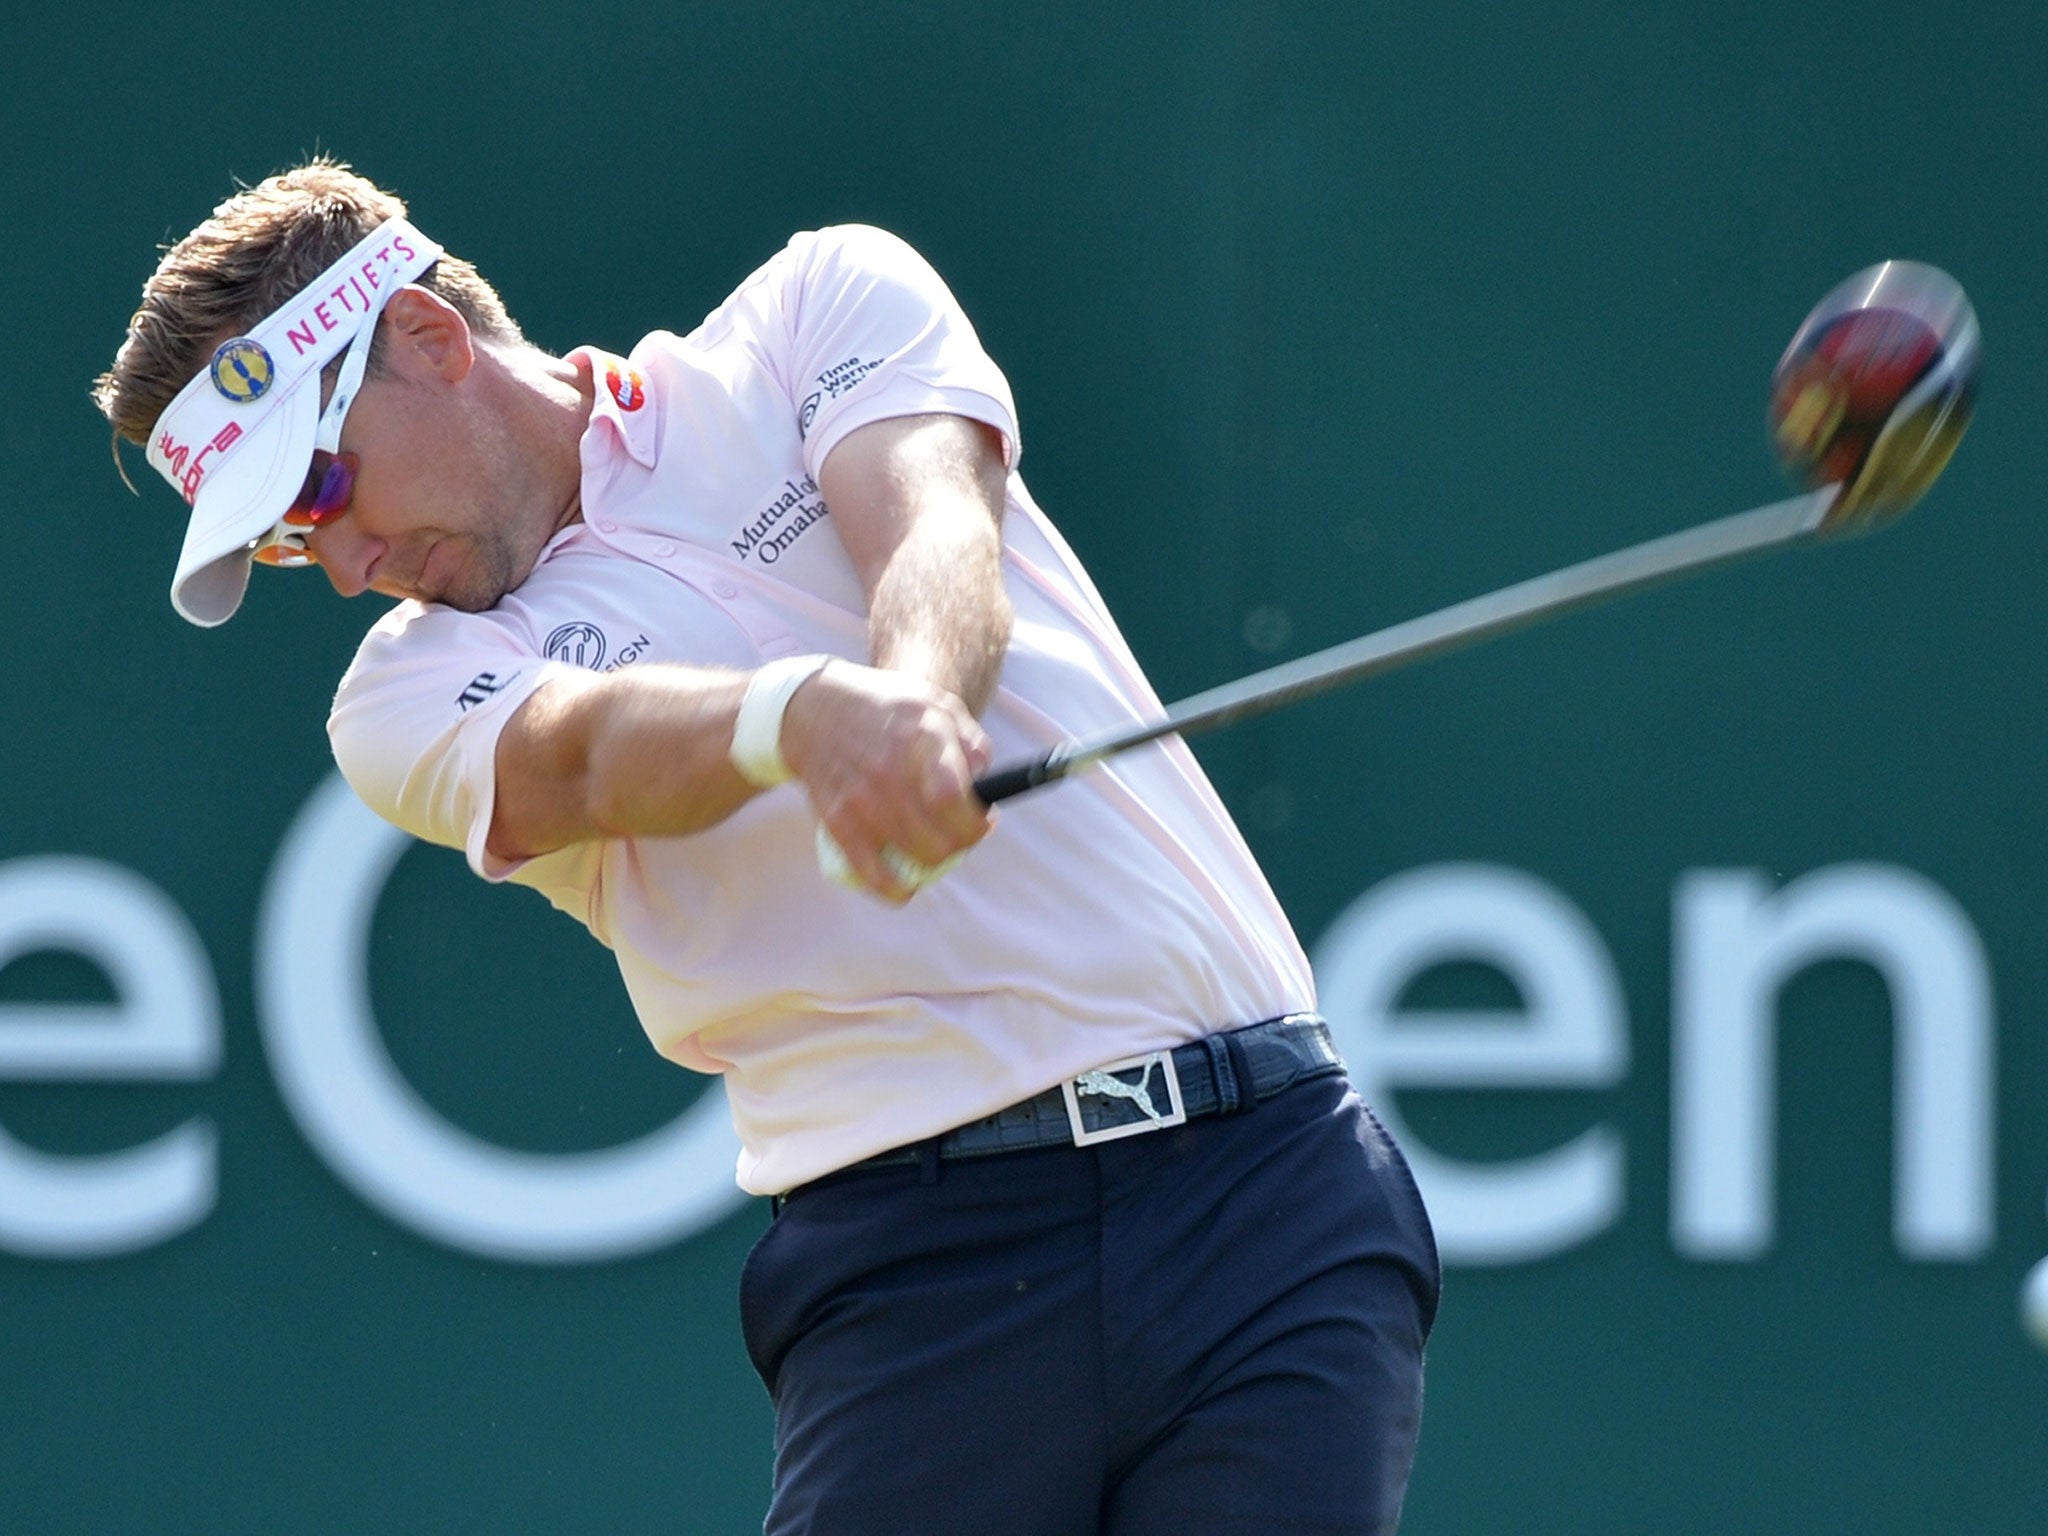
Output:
[{"xmin": 571, "ymin": 345, "xmax": 659, "ymax": 470}]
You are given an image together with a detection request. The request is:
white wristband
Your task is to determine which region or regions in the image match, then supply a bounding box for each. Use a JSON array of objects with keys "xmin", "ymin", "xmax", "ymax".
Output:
[{"xmin": 730, "ymin": 655, "xmax": 832, "ymax": 788}]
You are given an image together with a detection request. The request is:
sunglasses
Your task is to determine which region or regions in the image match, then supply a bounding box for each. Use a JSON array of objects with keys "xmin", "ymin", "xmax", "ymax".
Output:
[
  {"xmin": 247, "ymin": 301, "xmax": 379, "ymax": 569},
  {"xmin": 250, "ymin": 451, "xmax": 359, "ymax": 567}
]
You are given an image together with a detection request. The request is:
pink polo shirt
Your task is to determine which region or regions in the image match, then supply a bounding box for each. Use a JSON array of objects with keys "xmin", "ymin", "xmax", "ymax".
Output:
[{"xmin": 329, "ymin": 224, "xmax": 1314, "ymax": 1193}]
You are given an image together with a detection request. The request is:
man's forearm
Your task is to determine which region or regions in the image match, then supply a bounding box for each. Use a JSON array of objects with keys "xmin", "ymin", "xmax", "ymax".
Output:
[
  {"xmin": 488, "ymin": 665, "xmax": 756, "ymax": 861},
  {"xmin": 487, "ymin": 653, "xmax": 995, "ymax": 879},
  {"xmin": 866, "ymin": 491, "xmax": 1012, "ymax": 715},
  {"xmin": 821, "ymin": 412, "xmax": 1013, "ymax": 716}
]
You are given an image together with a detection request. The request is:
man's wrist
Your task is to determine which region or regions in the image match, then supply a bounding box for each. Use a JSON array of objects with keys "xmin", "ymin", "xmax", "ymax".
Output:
[{"xmin": 730, "ymin": 655, "xmax": 834, "ymax": 787}]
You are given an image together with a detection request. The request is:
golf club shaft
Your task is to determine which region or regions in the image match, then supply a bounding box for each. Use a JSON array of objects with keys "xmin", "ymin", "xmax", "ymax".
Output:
[{"xmin": 973, "ymin": 485, "xmax": 1839, "ymax": 805}]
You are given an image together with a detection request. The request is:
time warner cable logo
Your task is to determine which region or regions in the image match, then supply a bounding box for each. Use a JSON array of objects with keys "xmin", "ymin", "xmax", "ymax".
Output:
[{"xmin": 0, "ymin": 779, "xmax": 2024, "ymax": 1270}]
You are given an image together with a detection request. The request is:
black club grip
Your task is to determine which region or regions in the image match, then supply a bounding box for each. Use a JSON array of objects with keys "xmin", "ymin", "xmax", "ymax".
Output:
[{"xmin": 973, "ymin": 761, "xmax": 1048, "ymax": 805}]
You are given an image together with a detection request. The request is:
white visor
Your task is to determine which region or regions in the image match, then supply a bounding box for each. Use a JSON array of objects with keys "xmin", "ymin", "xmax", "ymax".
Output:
[{"xmin": 146, "ymin": 216, "xmax": 444, "ymax": 626}]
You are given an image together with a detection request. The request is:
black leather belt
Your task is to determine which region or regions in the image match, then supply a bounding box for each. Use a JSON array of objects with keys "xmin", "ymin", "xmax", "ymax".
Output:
[{"xmin": 829, "ymin": 1013, "xmax": 1342, "ymax": 1176}]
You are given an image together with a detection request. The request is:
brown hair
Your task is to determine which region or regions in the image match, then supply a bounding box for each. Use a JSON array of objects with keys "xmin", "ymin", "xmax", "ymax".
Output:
[{"xmin": 92, "ymin": 158, "xmax": 523, "ymax": 455}]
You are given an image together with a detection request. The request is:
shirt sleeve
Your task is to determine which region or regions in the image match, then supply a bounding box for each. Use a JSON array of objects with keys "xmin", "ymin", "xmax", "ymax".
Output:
[
  {"xmin": 778, "ymin": 224, "xmax": 1021, "ymax": 481},
  {"xmin": 326, "ymin": 603, "xmax": 582, "ymax": 888}
]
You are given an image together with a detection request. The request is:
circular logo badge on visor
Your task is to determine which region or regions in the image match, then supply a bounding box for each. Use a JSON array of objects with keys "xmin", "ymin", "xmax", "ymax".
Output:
[{"xmin": 209, "ymin": 337, "xmax": 276, "ymax": 403}]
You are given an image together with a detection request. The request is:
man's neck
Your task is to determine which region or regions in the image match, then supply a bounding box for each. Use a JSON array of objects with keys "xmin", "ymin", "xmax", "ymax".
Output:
[{"xmin": 492, "ymin": 343, "xmax": 595, "ymax": 537}]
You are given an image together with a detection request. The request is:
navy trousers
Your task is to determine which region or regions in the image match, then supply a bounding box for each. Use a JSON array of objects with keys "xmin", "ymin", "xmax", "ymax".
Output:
[{"xmin": 740, "ymin": 1069, "xmax": 1441, "ymax": 1535}]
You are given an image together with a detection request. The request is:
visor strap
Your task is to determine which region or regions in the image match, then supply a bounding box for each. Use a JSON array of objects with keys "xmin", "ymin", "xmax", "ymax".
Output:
[{"xmin": 316, "ymin": 300, "xmax": 383, "ymax": 454}]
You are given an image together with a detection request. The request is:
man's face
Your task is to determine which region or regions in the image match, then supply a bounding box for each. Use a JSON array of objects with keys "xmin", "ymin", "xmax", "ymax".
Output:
[{"xmin": 296, "ymin": 308, "xmax": 566, "ymax": 612}]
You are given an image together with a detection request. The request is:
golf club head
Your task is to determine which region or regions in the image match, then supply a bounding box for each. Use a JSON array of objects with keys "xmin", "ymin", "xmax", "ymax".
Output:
[{"xmin": 1769, "ymin": 260, "xmax": 1981, "ymax": 535}]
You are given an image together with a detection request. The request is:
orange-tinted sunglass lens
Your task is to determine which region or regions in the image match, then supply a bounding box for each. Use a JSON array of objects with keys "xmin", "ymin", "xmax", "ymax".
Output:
[{"xmin": 283, "ymin": 450, "xmax": 358, "ymax": 528}]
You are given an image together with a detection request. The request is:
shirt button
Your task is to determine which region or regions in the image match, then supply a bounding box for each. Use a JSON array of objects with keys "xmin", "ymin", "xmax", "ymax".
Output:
[
  {"xmin": 713, "ymin": 578, "xmax": 739, "ymax": 599},
  {"xmin": 597, "ymin": 520, "xmax": 619, "ymax": 534},
  {"xmin": 654, "ymin": 540, "xmax": 677, "ymax": 557}
]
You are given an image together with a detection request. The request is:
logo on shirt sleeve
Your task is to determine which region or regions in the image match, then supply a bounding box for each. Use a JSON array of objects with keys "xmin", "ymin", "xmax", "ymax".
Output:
[
  {"xmin": 796, "ymin": 355, "xmax": 885, "ymax": 438},
  {"xmin": 455, "ymin": 669, "xmax": 522, "ymax": 712},
  {"xmin": 816, "ymin": 355, "xmax": 883, "ymax": 398}
]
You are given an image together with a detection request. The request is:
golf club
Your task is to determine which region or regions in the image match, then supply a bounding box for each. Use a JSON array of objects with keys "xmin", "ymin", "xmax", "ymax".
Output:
[{"xmin": 974, "ymin": 261, "xmax": 1980, "ymax": 808}]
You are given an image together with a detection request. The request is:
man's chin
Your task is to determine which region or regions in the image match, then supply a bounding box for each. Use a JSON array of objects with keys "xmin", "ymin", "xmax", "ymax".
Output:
[
  {"xmin": 429, "ymin": 546, "xmax": 527, "ymax": 613},
  {"xmin": 432, "ymin": 585, "xmax": 498, "ymax": 614}
]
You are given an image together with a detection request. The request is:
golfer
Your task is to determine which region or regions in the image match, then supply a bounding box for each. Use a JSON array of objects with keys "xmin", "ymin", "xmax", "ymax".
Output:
[{"xmin": 95, "ymin": 160, "xmax": 1439, "ymax": 1535}]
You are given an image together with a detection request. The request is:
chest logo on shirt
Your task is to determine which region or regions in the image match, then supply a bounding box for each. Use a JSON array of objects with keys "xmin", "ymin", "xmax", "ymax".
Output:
[
  {"xmin": 543, "ymin": 622, "xmax": 653, "ymax": 672},
  {"xmin": 605, "ymin": 361, "xmax": 646, "ymax": 412},
  {"xmin": 730, "ymin": 475, "xmax": 829, "ymax": 566},
  {"xmin": 545, "ymin": 621, "xmax": 608, "ymax": 669}
]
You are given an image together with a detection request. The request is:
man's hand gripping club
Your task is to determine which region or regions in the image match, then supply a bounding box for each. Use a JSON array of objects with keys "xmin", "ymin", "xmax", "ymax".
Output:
[{"xmin": 764, "ymin": 659, "xmax": 995, "ymax": 902}]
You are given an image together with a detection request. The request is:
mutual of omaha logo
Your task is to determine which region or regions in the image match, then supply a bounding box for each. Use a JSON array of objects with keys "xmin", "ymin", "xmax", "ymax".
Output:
[
  {"xmin": 605, "ymin": 362, "xmax": 646, "ymax": 412},
  {"xmin": 209, "ymin": 337, "xmax": 275, "ymax": 403},
  {"xmin": 545, "ymin": 621, "xmax": 607, "ymax": 669}
]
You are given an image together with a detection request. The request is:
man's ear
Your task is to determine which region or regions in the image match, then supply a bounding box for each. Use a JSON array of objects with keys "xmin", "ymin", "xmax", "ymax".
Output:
[{"xmin": 380, "ymin": 285, "xmax": 474, "ymax": 383}]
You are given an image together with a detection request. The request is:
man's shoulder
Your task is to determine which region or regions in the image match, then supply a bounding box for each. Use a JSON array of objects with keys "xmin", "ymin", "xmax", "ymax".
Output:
[
  {"xmin": 755, "ymin": 222, "xmax": 923, "ymax": 270},
  {"xmin": 622, "ymin": 224, "xmax": 940, "ymax": 370},
  {"xmin": 708, "ymin": 224, "xmax": 936, "ymax": 316},
  {"xmin": 338, "ymin": 597, "xmax": 530, "ymax": 687},
  {"xmin": 787, "ymin": 223, "xmax": 948, "ymax": 291},
  {"xmin": 791, "ymin": 222, "xmax": 922, "ymax": 259}
]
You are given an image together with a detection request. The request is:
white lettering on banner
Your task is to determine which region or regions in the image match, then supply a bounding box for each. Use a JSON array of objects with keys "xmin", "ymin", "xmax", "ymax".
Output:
[
  {"xmin": 1670, "ymin": 866, "xmax": 1995, "ymax": 1260},
  {"xmin": 255, "ymin": 773, "xmax": 747, "ymax": 1263},
  {"xmin": 0, "ymin": 858, "xmax": 221, "ymax": 1258},
  {"xmin": 0, "ymin": 815, "xmax": 2013, "ymax": 1268},
  {"xmin": 1315, "ymin": 861, "xmax": 2000, "ymax": 1269},
  {"xmin": 1314, "ymin": 864, "xmax": 1629, "ymax": 1266}
]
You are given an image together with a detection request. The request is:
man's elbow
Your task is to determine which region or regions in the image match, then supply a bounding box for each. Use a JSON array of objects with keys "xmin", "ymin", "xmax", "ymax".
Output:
[{"xmin": 488, "ymin": 681, "xmax": 599, "ymax": 862}]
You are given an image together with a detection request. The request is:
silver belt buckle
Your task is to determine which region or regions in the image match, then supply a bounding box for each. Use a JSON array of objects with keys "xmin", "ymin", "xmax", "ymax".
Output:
[{"xmin": 1060, "ymin": 1050, "xmax": 1187, "ymax": 1147}]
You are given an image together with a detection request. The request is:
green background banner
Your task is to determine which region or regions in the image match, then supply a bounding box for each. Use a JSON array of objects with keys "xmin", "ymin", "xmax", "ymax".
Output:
[{"xmin": 4, "ymin": 3, "xmax": 2043, "ymax": 1530}]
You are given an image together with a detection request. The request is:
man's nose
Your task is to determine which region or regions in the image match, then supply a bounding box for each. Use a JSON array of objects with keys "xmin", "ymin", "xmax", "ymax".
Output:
[{"xmin": 304, "ymin": 520, "xmax": 381, "ymax": 598}]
